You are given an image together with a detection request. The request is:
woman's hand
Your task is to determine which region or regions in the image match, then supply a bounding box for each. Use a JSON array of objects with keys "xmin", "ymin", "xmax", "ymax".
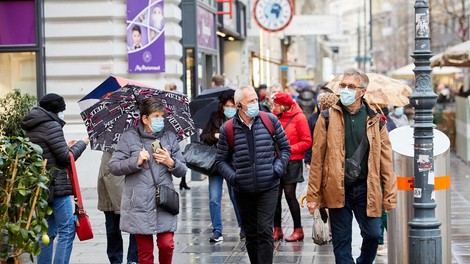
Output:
[
  {"xmin": 67, "ymin": 140, "xmax": 77, "ymax": 148},
  {"xmin": 153, "ymin": 147, "xmax": 175, "ymax": 169},
  {"xmin": 137, "ymin": 148, "xmax": 150, "ymax": 167},
  {"xmin": 214, "ymin": 132, "xmax": 220, "ymax": 139}
]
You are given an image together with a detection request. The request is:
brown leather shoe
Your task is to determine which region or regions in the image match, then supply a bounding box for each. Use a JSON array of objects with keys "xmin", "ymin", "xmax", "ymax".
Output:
[
  {"xmin": 285, "ymin": 227, "xmax": 304, "ymax": 242},
  {"xmin": 273, "ymin": 227, "xmax": 284, "ymax": 241}
]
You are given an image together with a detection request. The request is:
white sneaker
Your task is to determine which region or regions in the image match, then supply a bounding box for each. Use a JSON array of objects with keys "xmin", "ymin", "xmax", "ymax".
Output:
[{"xmin": 377, "ymin": 245, "xmax": 388, "ymax": 256}]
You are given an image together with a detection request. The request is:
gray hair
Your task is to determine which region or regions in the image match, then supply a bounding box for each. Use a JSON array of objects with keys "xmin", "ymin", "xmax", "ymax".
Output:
[
  {"xmin": 234, "ymin": 85, "xmax": 256, "ymax": 103},
  {"xmin": 343, "ymin": 69, "xmax": 369, "ymax": 88}
]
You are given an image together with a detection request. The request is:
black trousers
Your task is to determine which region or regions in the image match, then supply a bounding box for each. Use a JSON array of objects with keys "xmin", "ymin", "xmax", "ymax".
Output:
[
  {"xmin": 235, "ymin": 187, "xmax": 278, "ymax": 264},
  {"xmin": 104, "ymin": 211, "xmax": 138, "ymax": 264}
]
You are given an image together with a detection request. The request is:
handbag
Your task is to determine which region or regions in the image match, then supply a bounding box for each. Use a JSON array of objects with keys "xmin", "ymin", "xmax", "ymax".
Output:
[
  {"xmin": 183, "ymin": 142, "xmax": 218, "ymax": 175},
  {"xmin": 67, "ymin": 152, "xmax": 94, "ymax": 241},
  {"xmin": 155, "ymin": 184, "xmax": 180, "ymax": 215},
  {"xmin": 311, "ymin": 208, "xmax": 331, "ymax": 245}
]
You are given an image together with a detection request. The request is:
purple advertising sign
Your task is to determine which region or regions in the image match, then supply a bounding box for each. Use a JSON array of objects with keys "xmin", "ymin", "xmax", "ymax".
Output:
[
  {"xmin": 127, "ymin": 0, "xmax": 165, "ymax": 73},
  {"xmin": 197, "ymin": 6, "xmax": 216, "ymax": 50},
  {"xmin": 0, "ymin": 1, "xmax": 36, "ymax": 46}
]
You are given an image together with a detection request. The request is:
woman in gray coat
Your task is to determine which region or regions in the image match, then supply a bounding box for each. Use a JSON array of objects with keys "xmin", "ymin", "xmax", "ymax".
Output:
[{"xmin": 108, "ymin": 97, "xmax": 187, "ymax": 264}]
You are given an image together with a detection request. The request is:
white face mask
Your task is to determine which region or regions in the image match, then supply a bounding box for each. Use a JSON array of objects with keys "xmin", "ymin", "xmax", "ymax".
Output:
[{"xmin": 58, "ymin": 112, "xmax": 65, "ymax": 120}]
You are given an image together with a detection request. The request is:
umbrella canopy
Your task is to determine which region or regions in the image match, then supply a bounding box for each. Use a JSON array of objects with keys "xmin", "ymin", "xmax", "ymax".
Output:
[
  {"xmin": 80, "ymin": 84, "xmax": 195, "ymax": 151},
  {"xmin": 431, "ymin": 40, "xmax": 470, "ymax": 67},
  {"xmin": 390, "ymin": 63, "xmax": 461, "ymax": 78},
  {"xmin": 78, "ymin": 76, "xmax": 151, "ymax": 112},
  {"xmin": 194, "ymin": 86, "xmax": 235, "ymax": 100},
  {"xmin": 326, "ymin": 73, "xmax": 412, "ymax": 106},
  {"xmin": 290, "ymin": 80, "xmax": 313, "ymax": 89},
  {"xmin": 189, "ymin": 88, "xmax": 234, "ymax": 129}
]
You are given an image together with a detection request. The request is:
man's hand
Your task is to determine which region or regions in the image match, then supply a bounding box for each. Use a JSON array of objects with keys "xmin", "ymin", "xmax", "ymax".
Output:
[{"xmin": 307, "ymin": 201, "xmax": 319, "ymax": 215}]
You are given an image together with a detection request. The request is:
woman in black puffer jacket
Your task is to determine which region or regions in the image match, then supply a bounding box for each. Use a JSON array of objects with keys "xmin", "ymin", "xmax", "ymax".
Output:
[{"xmin": 21, "ymin": 93, "xmax": 88, "ymax": 264}]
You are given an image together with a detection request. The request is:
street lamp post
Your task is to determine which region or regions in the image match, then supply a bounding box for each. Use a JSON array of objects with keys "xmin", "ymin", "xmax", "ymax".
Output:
[{"xmin": 409, "ymin": 1, "xmax": 442, "ymax": 263}]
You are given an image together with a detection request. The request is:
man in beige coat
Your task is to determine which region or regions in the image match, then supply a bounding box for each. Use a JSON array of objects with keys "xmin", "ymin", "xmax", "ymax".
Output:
[{"xmin": 306, "ymin": 69, "xmax": 397, "ymax": 264}]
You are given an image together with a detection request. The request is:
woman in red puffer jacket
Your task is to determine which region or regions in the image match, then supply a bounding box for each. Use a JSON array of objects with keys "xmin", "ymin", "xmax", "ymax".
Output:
[{"xmin": 271, "ymin": 92, "xmax": 312, "ymax": 242}]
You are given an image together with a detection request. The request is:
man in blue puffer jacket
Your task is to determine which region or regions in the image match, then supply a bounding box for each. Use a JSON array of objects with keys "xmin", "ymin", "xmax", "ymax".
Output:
[{"xmin": 216, "ymin": 86, "xmax": 290, "ymax": 264}]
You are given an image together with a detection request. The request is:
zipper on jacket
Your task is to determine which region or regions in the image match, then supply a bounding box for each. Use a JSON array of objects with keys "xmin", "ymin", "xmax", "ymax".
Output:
[{"xmin": 252, "ymin": 163, "xmax": 257, "ymax": 192}]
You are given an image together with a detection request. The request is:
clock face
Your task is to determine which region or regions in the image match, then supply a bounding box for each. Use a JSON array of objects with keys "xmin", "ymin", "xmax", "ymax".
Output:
[{"xmin": 253, "ymin": 0, "xmax": 294, "ymax": 32}]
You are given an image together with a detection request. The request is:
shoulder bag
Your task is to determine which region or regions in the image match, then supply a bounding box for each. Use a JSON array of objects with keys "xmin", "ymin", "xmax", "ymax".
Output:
[
  {"xmin": 183, "ymin": 141, "xmax": 218, "ymax": 176},
  {"xmin": 67, "ymin": 152, "xmax": 94, "ymax": 241}
]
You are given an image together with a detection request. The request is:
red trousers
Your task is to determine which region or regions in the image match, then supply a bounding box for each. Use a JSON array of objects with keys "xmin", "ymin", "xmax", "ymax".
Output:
[{"xmin": 135, "ymin": 232, "xmax": 174, "ymax": 264}]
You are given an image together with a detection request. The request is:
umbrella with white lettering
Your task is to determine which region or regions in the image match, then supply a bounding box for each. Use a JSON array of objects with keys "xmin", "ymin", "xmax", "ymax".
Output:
[{"xmin": 80, "ymin": 84, "xmax": 195, "ymax": 151}]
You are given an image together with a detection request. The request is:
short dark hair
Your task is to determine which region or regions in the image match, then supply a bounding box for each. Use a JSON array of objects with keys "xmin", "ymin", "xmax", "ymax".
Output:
[
  {"xmin": 139, "ymin": 97, "xmax": 166, "ymax": 117},
  {"xmin": 132, "ymin": 25, "xmax": 141, "ymax": 35},
  {"xmin": 212, "ymin": 75, "xmax": 225, "ymax": 87}
]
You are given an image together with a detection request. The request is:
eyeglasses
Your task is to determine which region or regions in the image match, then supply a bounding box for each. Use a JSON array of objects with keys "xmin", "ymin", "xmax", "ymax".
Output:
[{"xmin": 339, "ymin": 83, "xmax": 364, "ymax": 89}]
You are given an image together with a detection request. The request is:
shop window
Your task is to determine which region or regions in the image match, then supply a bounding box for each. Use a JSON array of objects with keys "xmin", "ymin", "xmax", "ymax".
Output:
[{"xmin": 0, "ymin": 52, "xmax": 37, "ymax": 98}]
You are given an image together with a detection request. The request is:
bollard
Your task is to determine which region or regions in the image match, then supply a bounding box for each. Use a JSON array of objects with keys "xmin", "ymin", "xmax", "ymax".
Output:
[{"xmin": 388, "ymin": 126, "xmax": 451, "ymax": 264}]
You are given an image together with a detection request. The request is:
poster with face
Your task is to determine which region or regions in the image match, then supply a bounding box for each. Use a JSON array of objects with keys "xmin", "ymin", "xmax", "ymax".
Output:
[{"xmin": 127, "ymin": 0, "xmax": 165, "ymax": 73}]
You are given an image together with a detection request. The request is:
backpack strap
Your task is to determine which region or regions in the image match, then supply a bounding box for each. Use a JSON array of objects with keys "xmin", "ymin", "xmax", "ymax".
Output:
[
  {"xmin": 226, "ymin": 119, "xmax": 235, "ymax": 149},
  {"xmin": 226, "ymin": 112, "xmax": 275, "ymax": 149},
  {"xmin": 259, "ymin": 111, "xmax": 276, "ymax": 139}
]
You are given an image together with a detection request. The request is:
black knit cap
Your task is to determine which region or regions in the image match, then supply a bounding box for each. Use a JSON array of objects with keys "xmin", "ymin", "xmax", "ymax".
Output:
[{"xmin": 39, "ymin": 93, "xmax": 66, "ymax": 114}]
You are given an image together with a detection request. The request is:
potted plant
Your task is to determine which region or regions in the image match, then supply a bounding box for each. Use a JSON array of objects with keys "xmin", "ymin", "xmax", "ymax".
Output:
[{"xmin": 0, "ymin": 90, "xmax": 51, "ymax": 263}]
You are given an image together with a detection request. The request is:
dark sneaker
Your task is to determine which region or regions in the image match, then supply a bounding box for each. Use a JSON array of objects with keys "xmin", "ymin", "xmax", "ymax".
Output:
[
  {"xmin": 239, "ymin": 229, "xmax": 246, "ymax": 241},
  {"xmin": 209, "ymin": 231, "xmax": 223, "ymax": 242}
]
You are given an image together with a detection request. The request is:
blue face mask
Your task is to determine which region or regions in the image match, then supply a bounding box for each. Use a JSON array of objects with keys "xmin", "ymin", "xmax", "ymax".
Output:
[
  {"xmin": 58, "ymin": 112, "xmax": 65, "ymax": 121},
  {"xmin": 223, "ymin": 107, "xmax": 236, "ymax": 119},
  {"xmin": 150, "ymin": 117, "xmax": 165, "ymax": 133},
  {"xmin": 339, "ymin": 88, "xmax": 357, "ymax": 106},
  {"xmin": 394, "ymin": 107, "xmax": 404, "ymax": 117},
  {"xmin": 245, "ymin": 103, "xmax": 260, "ymax": 118}
]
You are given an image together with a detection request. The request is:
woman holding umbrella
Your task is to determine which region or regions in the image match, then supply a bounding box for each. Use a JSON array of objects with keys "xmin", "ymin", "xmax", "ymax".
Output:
[
  {"xmin": 200, "ymin": 91, "xmax": 244, "ymax": 242},
  {"xmin": 108, "ymin": 97, "xmax": 187, "ymax": 264}
]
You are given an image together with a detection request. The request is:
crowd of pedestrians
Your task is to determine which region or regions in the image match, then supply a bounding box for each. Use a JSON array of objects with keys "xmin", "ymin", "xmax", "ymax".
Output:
[{"xmin": 21, "ymin": 68, "xmax": 400, "ymax": 264}]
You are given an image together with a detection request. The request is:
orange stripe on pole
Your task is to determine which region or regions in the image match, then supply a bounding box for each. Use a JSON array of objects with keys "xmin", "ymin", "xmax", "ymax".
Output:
[
  {"xmin": 435, "ymin": 175, "xmax": 451, "ymax": 190},
  {"xmin": 397, "ymin": 177, "xmax": 414, "ymax": 191},
  {"xmin": 396, "ymin": 176, "xmax": 450, "ymax": 191}
]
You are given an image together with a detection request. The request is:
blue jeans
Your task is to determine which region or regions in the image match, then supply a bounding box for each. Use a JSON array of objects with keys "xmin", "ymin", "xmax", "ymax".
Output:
[
  {"xmin": 38, "ymin": 195, "xmax": 75, "ymax": 264},
  {"xmin": 209, "ymin": 175, "xmax": 242, "ymax": 233},
  {"xmin": 104, "ymin": 211, "xmax": 138, "ymax": 264},
  {"xmin": 235, "ymin": 187, "xmax": 278, "ymax": 264},
  {"xmin": 328, "ymin": 182, "xmax": 382, "ymax": 264}
]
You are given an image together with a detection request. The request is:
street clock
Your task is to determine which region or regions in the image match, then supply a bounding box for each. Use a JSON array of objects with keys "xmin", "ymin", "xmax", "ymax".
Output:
[{"xmin": 253, "ymin": 0, "xmax": 294, "ymax": 33}]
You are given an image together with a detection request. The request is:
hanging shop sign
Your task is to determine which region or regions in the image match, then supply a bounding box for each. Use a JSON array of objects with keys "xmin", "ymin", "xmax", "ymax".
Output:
[
  {"xmin": 127, "ymin": 0, "xmax": 165, "ymax": 73},
  {"xmin": 253, "ymin": 0, "xmax": 294, "ymax": 33}
]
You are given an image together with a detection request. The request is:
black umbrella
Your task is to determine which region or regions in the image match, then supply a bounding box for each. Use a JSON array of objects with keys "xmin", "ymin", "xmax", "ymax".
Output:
[
  {"xmin": 189, "ymin": 88, "xmax": 235, "ymax": 129},
  {"xmin": 189, "ymin": 99, "xmax": 219, "ymax": 129},
  {"xmin": 193, "ymin": 86, "xmax": 235, "ymax": 100},
  {"xmin": 80, "ymin": 84, "xmax": 195, "ymax": 151}
]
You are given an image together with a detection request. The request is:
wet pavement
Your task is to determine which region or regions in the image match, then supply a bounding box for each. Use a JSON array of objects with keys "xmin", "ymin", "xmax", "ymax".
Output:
[{"xmin": 65, "ymin": 152, "xmax": 470, "ymax": 263}]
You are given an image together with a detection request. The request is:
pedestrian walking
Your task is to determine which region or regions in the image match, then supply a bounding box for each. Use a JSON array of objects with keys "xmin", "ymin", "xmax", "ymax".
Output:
[
  {"xmin": 271, "ymin": 92, "xmax": 312, "ymax": 242},
  {"xmin": 306, "ymin": 69, "xmax": 397, "ymax": 264},
  {"xmin": 164, "ymin": 83, "xmax": 190, "ymax": 190},
  {"xmin": 97, "ymin": 151, "xmax": 138, "ymax": 264},
  {"xmin": 108, "ymin": 97, "xmax": 187, "ymax": 264},
  {"xmin": 200, "ymin": 92, "xmax": 244, "ymax": 242},
  {"xmin": 216, "ymin": 85, "xmax": 291, "ymax": 264},
  {"xmin": 304, "ymin": 88, "xmax": 337, "ymax": 167},
  {"xmin": 21, "ymin": 93, "xmax": 89, "ymax": 264}
]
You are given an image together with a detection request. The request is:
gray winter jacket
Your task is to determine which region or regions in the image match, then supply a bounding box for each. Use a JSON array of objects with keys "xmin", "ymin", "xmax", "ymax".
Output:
[
  {"xmin": 21, "ymin": 107, "xmax": 87, "ymax": 198},
  {"xmin": 108, "ymin": 123, "xmax": 187, "ymax": 235}
]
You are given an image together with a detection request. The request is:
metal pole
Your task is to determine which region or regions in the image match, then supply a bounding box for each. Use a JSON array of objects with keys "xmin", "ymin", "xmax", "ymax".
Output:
[{"xmin": 409, "ymin": 1, "xmax": 442, "ymax": 263}]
